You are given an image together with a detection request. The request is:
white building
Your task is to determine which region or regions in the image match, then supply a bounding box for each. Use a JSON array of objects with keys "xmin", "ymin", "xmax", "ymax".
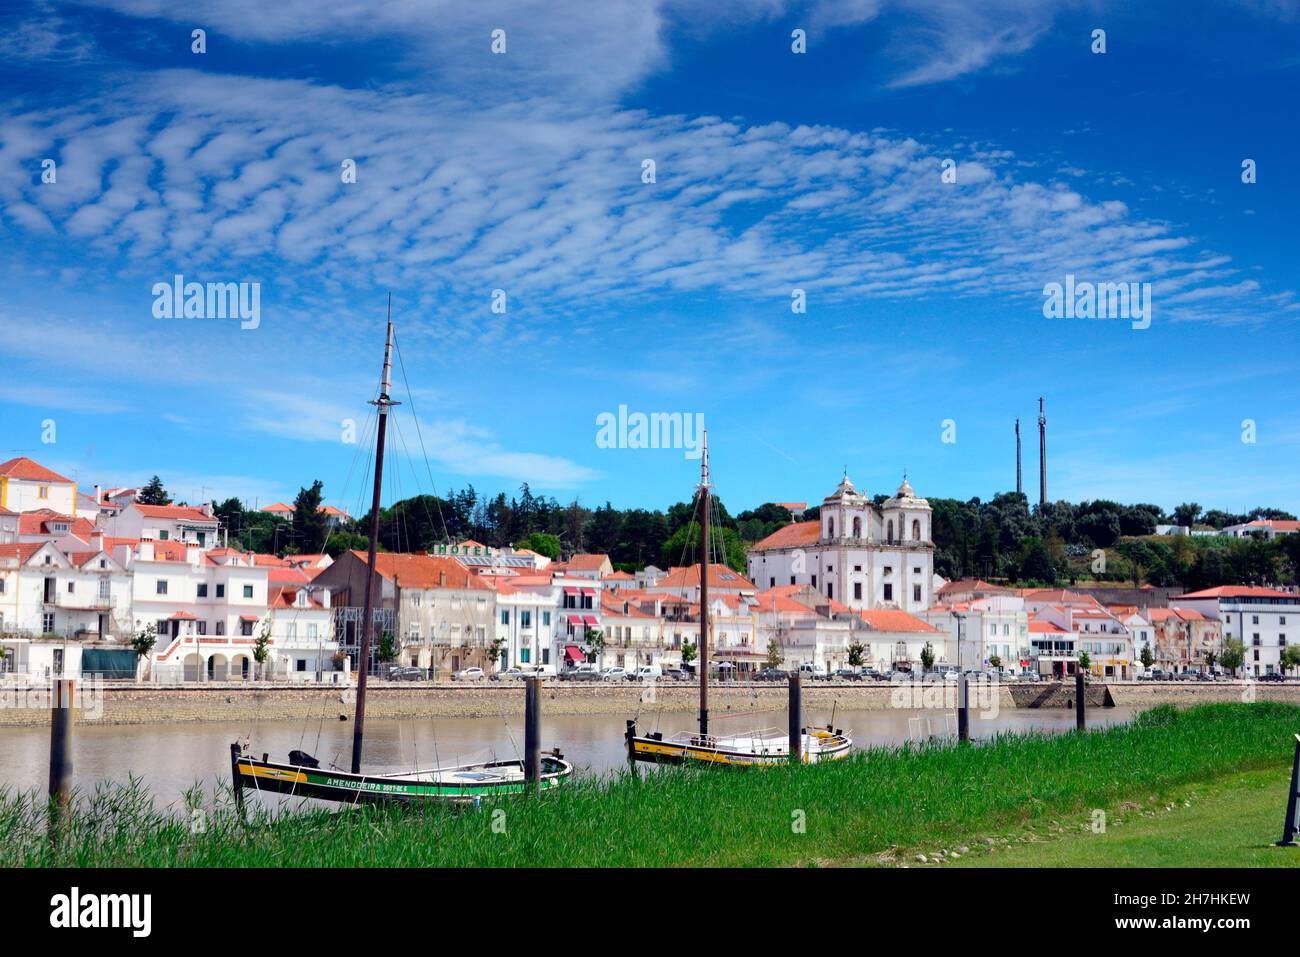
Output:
[
  {"xmin": 1221, "ymin": 520, "xmax": 1300, "ymax": 541},
  {"xmin": 921, "ymin": 595, "xmax": 1030, "ymax": 673},
  {"xmin": 1172, "ymin": 585, "xmax": 1300, "ymax": 676},
  {"xmin": 0, "ymin": 457, "xmax": 78, "ymax": 516},
  {"xmin": 747, "ymin": 475, "xmax": 935, "ymax": 614},
  {"xmin": 268, "ymin": 583, "xmax": 340, "ymax": 680},
  {"xmin": 107, "ymin": 502, "xmax": 220, "ymax": 550},
  {"xmin": 0, "ymin": 540, "xmax": 133, "ymax": 641},
  {"xmin": 485, "ymin": 572, "xmax": 561, "ymax": 669}
]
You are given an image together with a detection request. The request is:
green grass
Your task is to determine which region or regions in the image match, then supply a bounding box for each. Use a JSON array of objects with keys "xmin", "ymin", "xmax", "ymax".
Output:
[
  {"xmin": 943, "ymin": 768, "xmax": 1299, "ymax": 867},
  {"xmin": 4, "ymin": 702, "xmax": 1299, "ymax": 867}
]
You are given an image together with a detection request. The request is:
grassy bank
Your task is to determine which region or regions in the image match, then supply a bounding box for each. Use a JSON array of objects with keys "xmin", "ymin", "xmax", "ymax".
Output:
[
  {"xmin": 946, "ymin": 768, "xmax": 1297, "ymax": 867},
  {"xmin": 4, "ymin": 702, "xmax": 1298, "ymax": 867}
]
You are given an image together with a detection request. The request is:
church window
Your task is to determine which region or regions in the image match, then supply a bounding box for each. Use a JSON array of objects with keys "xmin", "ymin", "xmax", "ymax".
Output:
[
  {"xmin": 912, "ymin": 519, "xmax": 921, "ymax": 540},
  {"xmin": 853, "ymin": 582, "xmax": 862, "ymax": 601},
  {"xmin": 827, "ymin": 518, "xmax": 835, "ymax": 537},
  {"xmin": 883, "ymin": 584, "xmax": 893, "ymax": 601},
  {"xmin": 852, "ymin": 517, "xmax": 861, "ymax": 538},
  {"xmin": 887, "ymin": 520, "xmax": 894, "ymax": 541}
]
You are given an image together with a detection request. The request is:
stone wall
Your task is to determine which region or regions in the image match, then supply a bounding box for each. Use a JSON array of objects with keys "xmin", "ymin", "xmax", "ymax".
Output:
[{"xmin": 1, "ymin": 679, "xmax": 1296, "ymax": 727}]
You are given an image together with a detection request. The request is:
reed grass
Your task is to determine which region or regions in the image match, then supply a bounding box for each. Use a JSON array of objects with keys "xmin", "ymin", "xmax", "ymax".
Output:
[{"xmin": 4, "ymin": 702, "xmax": 1297, "ymax": 867}]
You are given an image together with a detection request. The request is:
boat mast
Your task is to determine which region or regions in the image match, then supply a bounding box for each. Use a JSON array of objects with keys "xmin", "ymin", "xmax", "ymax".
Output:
[
  {"xmin": 698, "ymin": 431, "xmax": 710, "ymax": 737},
  {"xmin": 351, "ymin": 302, "xmax": 399, "ymax": 774}
]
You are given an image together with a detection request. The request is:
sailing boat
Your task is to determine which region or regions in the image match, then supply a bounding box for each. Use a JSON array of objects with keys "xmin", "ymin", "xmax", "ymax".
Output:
[
  {"xmin": 231, "ymin": 316, "xmax": 572, "ymax": 806},
  {"xmin": 624, "ymin": 434, "xmax": 852, "ymax": 766}
]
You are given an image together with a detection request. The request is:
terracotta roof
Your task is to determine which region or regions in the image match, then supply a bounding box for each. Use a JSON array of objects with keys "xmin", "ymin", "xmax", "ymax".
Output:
[
  {"xmin": 0, "ymin": 543, "xmax": 44, "ymax": 562},
  {"xmin": 654, "ymin": 564, "xmax": 757, "ymax": 592},
  {"xmin": 1028, "ymin": 619, "xmax": 1070, "ymax": 634},
  {"xmin": 1147, "ymin": 608, "xmax": 1206, "ymax": 622},
  {"xmin": 936, "ymin": 578, "xmax": 1011, "ymax": 596},
  {"xmin": 17, "ymin": 509, "xmax": 97, "ymax": 538},
  {"xmin": 354, "ymin": 551, "xmax": 490, "ymax": 590},
  {"xmin": 750, "ymin": 521, "xmax": 820, "ymax": 551},
  {"xmin": 855, "ymin": 609, "xmax": 939, "ymax": 633},
  {"xmin": 269, "ymin": 585, "xmax": 326, "ymax": 609},
  {"xmin": 1175, "ymin": 586, "xmax": 1298, "ymax": 600},
  {"xmin": 133, "ymin": 503, "xmax": 216, "ymax": 523},
  {"xmin": 565, "ymin": 553, "xmax": 611, "ymax": 571},
  {"xmin": 0, "ymin": 457, "xmax": 72, "ymax": 483},
  {"xmin": 261, "ymin": 502, "xmax": 295, "ymax": 513},
  {"xmin": 603, "ymin": 570, "xmax": 635, "ymax": 580}
]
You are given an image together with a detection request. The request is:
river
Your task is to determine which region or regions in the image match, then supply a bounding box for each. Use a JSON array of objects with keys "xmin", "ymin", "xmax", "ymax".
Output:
[{"xmin": 0, "ymin": 706, "xmax": 1134, "ymax": 808}]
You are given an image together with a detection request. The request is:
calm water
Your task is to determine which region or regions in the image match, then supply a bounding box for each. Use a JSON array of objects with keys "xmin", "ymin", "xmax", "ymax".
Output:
[{"xmin": 0, "ymin": 706, "xmax": 1134, "ymax": 809}]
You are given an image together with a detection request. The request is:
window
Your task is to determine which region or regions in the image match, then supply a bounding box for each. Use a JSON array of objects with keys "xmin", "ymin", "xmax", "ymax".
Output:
[
  {"xmin": 827, "ymin": 583, "xmax": 833, "ymax": 600},
  {"xmin": 887, "ymin": 520, "xmax": 894, "ymax": 541},
  {"xmin": 852, "ymin": 517, "xmax": 861, "ymax": 537},
  {"xmin": 216, "ymin": 584, "xmax": 225, "ymax": 598},
  {"xmin": 912, "ymin": 519, "xmax": 920, "ymax": 540},
  {"xmin": 43, "ymin": 612, "xmax": 55, "ymax": 632},
  {"xmin": 542, "ymin": 611, "xmax": 551, "ymax": 627},
  {"xmin": 66, "ymin": 581, "xmax": 74, "ymax": 594},
  {"xmin": 156, "ymin": 580, "xmax": 168, "ymax": 595},
  {"xmin": 296, "ymin": 659, "xmax": 306, "ymax": 672},
  {"xmin": 883, "ymin": 583, "xmax": 893, "ymax": 601},
  {"xmin": 196, "ymin": 621, "xmax": 207, "ymax": 635},
  {"xmin": 770, "ymin": 577, "xmax": 776, "ymax": 588},
  {"xmin": 521, "ymin": 610, "xmax": 531, "ymax": 628},
  {"xmin": 790, "ymin": 576, "xmax": 796, "ymax": 586},
  {"xmin": 913, "ymin": 584, "xmax": 922, "ymax": 603},
  {"xmin": 240, "ymin": 619, "xmax": 254, "ymax": 637},
  {"xmin": 216, "ymin": 621, "xmax": 225, "ymax": 636},
  {"xmin": 501, "ymin": 610, "xmax": 510, "ymax": 625},
  {"xmin": 243, "ymin": 585, "xmax": 253, "ymax": 598},
  {"xmin": 854, "ymin": 582, "xmax": 862, "ymax": 601},
  {"xmin": 1252, "ymin": 615, "xmax": 1259, "ymax": 624},
  {"xmin": 197, "ymin": 584, "xmax": 208, "ymax": 598},
  {"xmin": 159, "ymin": 530, "xmax": 169, "ymax": 540},
  {"xmin": 521, "ymin": 649, "xmax": 531, "ymax": 663},
  {"xmin": 812, "ymin": 574, "xmax": 818, "ymax": 589},
  {"xmin": 287, "ymin": 623, "xmax": 298, "ymax": 640},
  {"xmin": 39, "ymin": 486, "xmax": 48, "ymax": 499}
]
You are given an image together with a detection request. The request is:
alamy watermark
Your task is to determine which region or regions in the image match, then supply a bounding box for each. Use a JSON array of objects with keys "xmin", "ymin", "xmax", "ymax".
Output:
[
  {"xmin": 152, "ymin": 274, "xmax": 261, "ymax": 330},
  {"xmin": 595, "ymin": 405, "xmax": 704, "ymax": 459},
  {"xmin": 0, "ymin": 675, "xmax": 103, "ymax": 720},
  {"xmin": 1042, "ymin": 274, "xmax": 1150, "ymax": 330}
]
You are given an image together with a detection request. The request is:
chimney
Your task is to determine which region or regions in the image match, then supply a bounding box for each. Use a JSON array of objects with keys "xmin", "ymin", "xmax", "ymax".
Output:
[
  {"xmin": 1038, "ymin": 396, "xmax": 1047, "ymax": 508},
  {"xmin": 94, "ymin": 484, "xmax": 102, "ymax": 505},
  {"xmin": 91, "ymin": 531, "xmax": 105, "ymax": 552}
]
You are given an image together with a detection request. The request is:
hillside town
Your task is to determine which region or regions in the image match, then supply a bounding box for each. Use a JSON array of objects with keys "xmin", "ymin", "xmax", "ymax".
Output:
[{"xmin": 1, "ymin": 455, "xmax": 1297, "ymax": 685}]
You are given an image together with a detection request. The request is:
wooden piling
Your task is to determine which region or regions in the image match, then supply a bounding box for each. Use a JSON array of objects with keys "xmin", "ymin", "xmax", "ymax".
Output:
[
  {"xmin": 957, "ymin": 674, "xmax": 970, "ymax": 742},
  {"xmin": 524, "ymin": 676, "xmax": 541, "ymax": 792},
  {"xmin": 1075, "ymin": 670, "xmax": 1086, "ymax": 730},
  {"xmin": 48, "ymin": 678, "xmax": 74, "ymax": 842},
  {"xmin": 788, "ymin": 670, "xmax": 802, "ymax": 764},
  {"xmin": 1278, "ymin": 734, "xmax": 1300, "ymax": 847}
]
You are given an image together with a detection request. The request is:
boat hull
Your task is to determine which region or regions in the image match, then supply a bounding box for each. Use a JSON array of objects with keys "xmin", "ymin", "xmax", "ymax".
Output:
[
  {"xmin": 625, "ymin": 722, "xmax": 852, "ymax": 767},
  {"xmin": 231, "ymin": 746, "xmax": 572, "ymax": 805}
]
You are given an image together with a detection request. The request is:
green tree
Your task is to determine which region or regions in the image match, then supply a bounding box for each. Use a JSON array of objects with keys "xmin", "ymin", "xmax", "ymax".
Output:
[
  {"xmin": 847, "ymin": 640, "xmax": 865, "ymax": 668},
  {"xmin": 1220, "ymin": 638, "xmax": 1244, "ymax": 676},
  {"xmin": 1140, "ymin": 641, "xmax": 1155, "ymax": 668},
  {"xmin": 377, "ymin": 630, "xmax": 397, "ymax": 663},
  {"xmin": 253, "ymin": 621, "xmax": 272, "ymax": 678},
  {"xmin": 765, "ymin": 638, "xmax": 782, "ymax": 669},
  {"xmin": 681, "ymin": 640, "xmax": 696, "ymax": 665},
  {"xmin": 516, "ymin": 531, "xmax": 561, "ymax": 560},
  {"xmin": 989, "ymin": 654, "xmax": 1002, "ymax": 671},
  {"xmin": 131, "ymin": 622, "xmax": 157, "ymax": 679},
  {"xmin": 584, "ymin": 628, "xmax": 605, "ymax": 664},
  {"xmin": 1077, "ymin": 650, "xmax": 1091, "ymax": 672},
  {"xmin": 292, "ymin": 480, "xmax": 329, "ymax": 554},
  {"xmin": 920, "ymin": 641, "xmax": 935, "ymax": 671},
  {"xmin": 1282, "ymin": 644, "xmax": 1300, "ymax": 676},
  {"xmin": 138, "ymin": 475, "xmax": 172, "ymax": 506},
  {"xmin": 1172, "ymin": 502, "xmax": 1202, "ymax": 528}
]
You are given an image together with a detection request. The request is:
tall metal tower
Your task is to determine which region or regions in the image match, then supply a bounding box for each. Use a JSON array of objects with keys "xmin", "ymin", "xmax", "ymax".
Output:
[
  {"xmin": 1015, "ymin": 418, "xmax": 1022, "ymax": 496},
  {"xmin": 1038, "ymin": 397, "xmax": 1047, "ymax": 507}
]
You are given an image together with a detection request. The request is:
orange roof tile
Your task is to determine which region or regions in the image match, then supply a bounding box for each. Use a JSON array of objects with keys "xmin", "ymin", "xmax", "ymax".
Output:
[
  {"xmin": 750, "ymin": 521, "xmax": 820, "ymax": 550},
  {"xmin": 1176, "ymin": 585, "xmax": 1297, "ymax": 600},
  {"xmin": 0, "ymin": 457, "xmax": 72, "ymax": 483}
]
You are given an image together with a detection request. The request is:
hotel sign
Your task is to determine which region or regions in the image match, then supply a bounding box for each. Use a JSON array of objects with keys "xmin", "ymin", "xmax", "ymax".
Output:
[{"xmin": 431, "ymin": 543, "xmax": 495, "ymax": 557}]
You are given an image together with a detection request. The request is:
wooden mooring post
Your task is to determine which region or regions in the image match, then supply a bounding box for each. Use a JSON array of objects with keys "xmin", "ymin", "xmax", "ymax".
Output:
[
  {"xmin": 788, "ymin": 671, "xmax": 802, "ymax": 764},
  {"xmin": 1075, "ymin": 670, "xmax": 1086, "ymax": 731},
  {"xmin": 1277, "ymin": 734, "xmax": 1300, "ymax": 847},
  {"xmin": 48, "ymin": 678, "xmax": 75, "ymax": 842},
  {"xmin": 524, "ymin": 676, "xmax": 541, "ymax": 792},
  {"xmin": 957, "ymin": 674, "xmax": 970, "ymax": 742}
]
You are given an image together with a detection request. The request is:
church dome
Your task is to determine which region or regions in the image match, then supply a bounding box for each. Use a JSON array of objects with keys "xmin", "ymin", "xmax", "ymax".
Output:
[
  {"xmin": 824, "ymin": 472, "xmax": 867, "ymax": 504},
  {"xmin": 884, "ymin": 474, "xmax": 929, "ymax": 509}
]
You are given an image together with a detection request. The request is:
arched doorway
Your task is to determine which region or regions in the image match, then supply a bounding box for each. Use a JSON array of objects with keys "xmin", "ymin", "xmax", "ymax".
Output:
[
  {"xmin": 183, "ymin": 653, "xmax": 203, "ymax": 682},
  {"xmin": 207, "ymin": 654, "xmax": 229, "ymax": 681}
]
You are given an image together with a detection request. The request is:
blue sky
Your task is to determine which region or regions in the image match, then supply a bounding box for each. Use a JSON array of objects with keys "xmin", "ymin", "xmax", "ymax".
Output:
[{"xmin": 1, "ymin": 0, "xmax": 1297, "ymax": 518}]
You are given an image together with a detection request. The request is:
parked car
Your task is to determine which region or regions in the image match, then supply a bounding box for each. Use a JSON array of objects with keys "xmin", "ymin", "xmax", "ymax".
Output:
[
  {"xmin": 831, "ymin": 669, "xmax": 861, "ymax": 682},
  {"xmin": 601, "ymin": 667, "xmax": 628, "ymax": 681},
  {"xmin": 754, "ymin": 668, "xmax": 788, "ymax": 682},
  {"xmin": 451, "ymin": 667, "xmax": 486, "ymax": 682},
  {"xmin": 662, "ymin": 668, "xmax": 690, "ymax": 681},
  {"xmin": 387, "ymin": 666, "xmax": 425, "ymax": 681},
  {"xmin": 1258, "ymin": 672, "xmax": 1286, "ymax": 682},
  {"xmin": 561, "ymin": 667, "xmax": 602, "ymax": 682},
  {"xmin": 490, "ymin": 668, "xmax": 526, "ymax": 681},
  {"xmin": 631, "ymin": 665, "xmax": 662, "ymax": 681},
  {"xmin": 797, "ymin": 663, "xmax": 827, "ymax": 680}
]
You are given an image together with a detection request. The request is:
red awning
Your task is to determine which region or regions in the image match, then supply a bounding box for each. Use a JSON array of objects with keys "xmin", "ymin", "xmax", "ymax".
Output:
[
  {"xmin": 581, "ymin": 588, "xmax": 596, "ymax": 597},
  {"xmin": 563, "ymin": 587, "xmax": 580, "ymax": 596},
  {"xmin": 567, "ymin": 614, "xmax": 584, "ymax": 626},
  {"xmin": 564, "ymin": 645, "xmax": 584, "ymax": 664},
  {"xmin": 239, "ymin": 615, "xmax": 259, "ymax": 621},
  {"xmin": 582, "ymin": 615, "xmax": 599, "ymax": 626}
]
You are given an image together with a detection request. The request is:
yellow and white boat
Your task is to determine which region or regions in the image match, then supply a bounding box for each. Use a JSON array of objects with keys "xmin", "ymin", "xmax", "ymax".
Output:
[{"xmin": 625, "ymin": 721, "xmax": 851, "ymax": 766}]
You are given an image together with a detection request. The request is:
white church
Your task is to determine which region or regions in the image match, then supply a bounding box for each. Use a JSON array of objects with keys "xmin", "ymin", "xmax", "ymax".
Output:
[{"xmin": 747, "ymin": 474, "xmax": 935, "ymax": 614}]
